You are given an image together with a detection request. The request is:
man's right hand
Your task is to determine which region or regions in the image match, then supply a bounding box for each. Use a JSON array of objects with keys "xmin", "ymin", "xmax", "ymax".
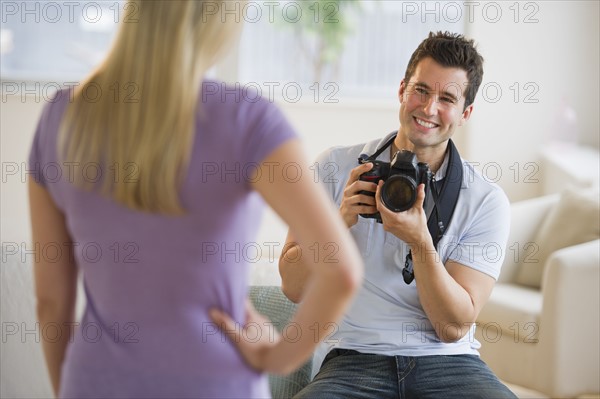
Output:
[{"xmin": 340, "ymin": 162, "xmax": 378, "ymax": 228}]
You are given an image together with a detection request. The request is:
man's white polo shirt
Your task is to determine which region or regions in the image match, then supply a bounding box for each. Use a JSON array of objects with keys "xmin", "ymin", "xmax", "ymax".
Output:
[{"xmin": 311, "ymin": 132, "xmax": 510, "ymax": 376}]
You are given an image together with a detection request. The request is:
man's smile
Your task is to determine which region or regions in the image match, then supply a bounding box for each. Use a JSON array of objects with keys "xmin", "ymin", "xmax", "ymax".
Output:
[{"xmin": 413, "ymin": 116, "xmax": 440, "ymax": 129}]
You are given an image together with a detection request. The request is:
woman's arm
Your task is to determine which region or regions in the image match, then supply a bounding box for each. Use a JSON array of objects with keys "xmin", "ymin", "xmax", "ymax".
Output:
[
  {"xmin": 211, "ymin": 139, "xmax": 363, "ymax": 374},
  {"xmin": 279, "ymin": 160, "xmax": 376, "ymax": 303},
  {"xmin": 29, "ymin": 179, "xmax": 78, "ymax": 396}
]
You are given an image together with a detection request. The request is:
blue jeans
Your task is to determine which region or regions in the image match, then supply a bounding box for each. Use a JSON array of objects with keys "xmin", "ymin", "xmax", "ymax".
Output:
[{"xmin": 294, "ymin": 349, "xmax": 517, "ymax": 399}]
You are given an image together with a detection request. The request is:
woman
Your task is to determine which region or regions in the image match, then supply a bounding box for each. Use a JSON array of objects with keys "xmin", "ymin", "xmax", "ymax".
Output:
[{"xmin": 29, "ymin": 1, "xmax": 362, "ymax": 397}]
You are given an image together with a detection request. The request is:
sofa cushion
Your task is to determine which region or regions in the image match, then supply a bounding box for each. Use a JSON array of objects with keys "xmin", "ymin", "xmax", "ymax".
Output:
[
  {"xmin": 515, "ymin": 189, "xmax": 600, "ymax": 288},
  {"xmin": 477, "ymin": 284, "xmax": 542, "ymax": 342}
]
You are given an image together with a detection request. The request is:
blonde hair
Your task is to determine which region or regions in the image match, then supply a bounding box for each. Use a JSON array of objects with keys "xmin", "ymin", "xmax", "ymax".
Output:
[{"xmin": 59, "ymin": 0, "xmax": 241, "ymax": 214}]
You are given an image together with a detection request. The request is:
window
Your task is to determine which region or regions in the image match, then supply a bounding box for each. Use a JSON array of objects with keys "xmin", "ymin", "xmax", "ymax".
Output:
[
  {"xmin": 1, "ymin": 1, "xmax": 121, "ymax": 83},
  {"xmin": 238, "ymin": 1, "xmax": 464, "ymax": 98}
]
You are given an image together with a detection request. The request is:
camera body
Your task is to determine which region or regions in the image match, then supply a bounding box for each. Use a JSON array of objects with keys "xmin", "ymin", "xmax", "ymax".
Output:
[{"xmin": 358, "ymin": 150, "xmax": 432, "ymax": 221}]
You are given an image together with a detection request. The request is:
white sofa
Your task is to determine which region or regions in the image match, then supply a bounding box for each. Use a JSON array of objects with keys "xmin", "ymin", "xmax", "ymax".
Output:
[{"xmin": 476, "ymin": 193, "xmax": 600, "ymax": 398}]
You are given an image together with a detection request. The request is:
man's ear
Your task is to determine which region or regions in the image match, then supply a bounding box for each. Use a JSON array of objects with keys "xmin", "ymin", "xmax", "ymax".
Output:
[
  {"xmin": 459, "ymin": 104, "xmax": 474, "ymax": 126},
  {"xmin": 398, "ymin": 80, "xmax": 406, "ymax": 103}
]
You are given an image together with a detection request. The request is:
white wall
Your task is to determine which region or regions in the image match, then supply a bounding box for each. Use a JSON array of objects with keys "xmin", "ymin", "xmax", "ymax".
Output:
[
  {"xmin": 1, "ymin": 96, "xmax": 46, "ymax": 245},
  {"xmin": 464, "ymin": 0, "xmax": 600, "ymax": 201}
]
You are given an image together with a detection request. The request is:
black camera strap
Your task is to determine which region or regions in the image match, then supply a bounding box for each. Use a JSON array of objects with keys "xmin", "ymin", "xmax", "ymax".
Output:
[
  {"xmin": 403, "ymin": 138, "xmax": 463, "ymax": 284},
  {"xmin": 364, "ymin": 132, "xmax": 397, "ymax": 162}
]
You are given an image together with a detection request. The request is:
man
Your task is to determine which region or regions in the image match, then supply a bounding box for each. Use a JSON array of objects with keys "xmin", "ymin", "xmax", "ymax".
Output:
[{"xmin": 279, "ymin": 32, "xmax": 516, "ymax": 398}]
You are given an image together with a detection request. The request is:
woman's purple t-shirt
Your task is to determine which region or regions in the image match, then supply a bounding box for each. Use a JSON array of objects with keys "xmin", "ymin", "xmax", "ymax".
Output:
[{"xmin": 28, "ymin": 81, "xmax": 297, "ymax": 398}]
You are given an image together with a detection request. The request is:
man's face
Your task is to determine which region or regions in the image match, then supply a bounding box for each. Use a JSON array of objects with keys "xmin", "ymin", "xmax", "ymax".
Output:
[{"xmin": 398, "ymin": 57, "xmax": 473, "ymax": 150}]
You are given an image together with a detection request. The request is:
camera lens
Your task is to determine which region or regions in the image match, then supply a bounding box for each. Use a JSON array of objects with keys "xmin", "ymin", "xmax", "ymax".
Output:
[{"xmin": 381, "ymin": 175, "xmax": 417, "ymax": 212}]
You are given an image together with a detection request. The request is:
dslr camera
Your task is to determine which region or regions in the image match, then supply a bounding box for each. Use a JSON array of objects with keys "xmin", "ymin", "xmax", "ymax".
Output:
[{"xmin": 358, "ymin": 150, "xmax": 432, "ymax": 222}]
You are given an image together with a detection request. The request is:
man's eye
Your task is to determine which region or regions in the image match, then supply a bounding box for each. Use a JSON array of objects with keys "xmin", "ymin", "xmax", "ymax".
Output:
[
  {"xmin": 415, "ymin": 88, "xmax": 427, "ymax": 94},
  {"xmin": 441, "ymin": 97, "xmax": 455, "ymax": 103}
]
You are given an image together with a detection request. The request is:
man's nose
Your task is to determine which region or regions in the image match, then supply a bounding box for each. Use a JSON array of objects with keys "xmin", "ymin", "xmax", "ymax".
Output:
[{"xmin": 423, "ymin": 95, "xmax": 438, "ymax": 116}]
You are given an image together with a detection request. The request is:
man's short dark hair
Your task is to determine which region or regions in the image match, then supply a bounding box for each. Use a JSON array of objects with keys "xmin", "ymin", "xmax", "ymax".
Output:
[{"xmin": 404, "ymin": 31, "xmax": 484, "ymax": 109}]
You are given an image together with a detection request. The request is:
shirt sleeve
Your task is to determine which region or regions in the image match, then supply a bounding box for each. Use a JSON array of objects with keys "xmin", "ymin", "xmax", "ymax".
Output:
[
  {"xmin": 27, "ymin": 101, "xmax": 55, "ymax": 187},
  {"xmin": 240, "ymin": 96, "xmax": 298, "ymax": 167},
  {"xmin": 447, "ymin": 187, "xmax": 511, "ymax": 280}
]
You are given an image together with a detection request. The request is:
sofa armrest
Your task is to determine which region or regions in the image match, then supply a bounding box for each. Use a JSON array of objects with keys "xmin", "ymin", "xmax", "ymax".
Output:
[
  {"xmin": 248, "ymin": 286, "xmax": 312, "ymax": 398},
  {"xmin": 536, "ymin": 239, "xmax": 600, "ymax": 397},
  {"xmin": 498, "ymin": 194, "xmax": 559, "ymax": 283}
]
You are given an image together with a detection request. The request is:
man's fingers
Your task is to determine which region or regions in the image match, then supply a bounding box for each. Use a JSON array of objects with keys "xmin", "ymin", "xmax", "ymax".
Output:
[
  {"xmin": 353, "ymin": 194, "xmax": 376, "ymax": 206},
  {"xmin": 375, "ymin": 180, "xmax": 384, "ymax": 212},
  {"xmin": 355, "ymin": 205, "xmax": 378, "ymax": 215},
  {"xmin": 344, "ymin": 181, "xmax": 377, "ymax": 198},
  {"xmin": 348, "ymin": 162, "xmax": 374, "ymax": 184},
  {"xmin": 415, "ymin": 183, "xmax": 426, "ymax": 210},
  {"xmin": 344, "ymin": 193, "xmax": 376, "ymax": 213},
  {"xmin": 354, "ymin": 181, "xmax": 378, "ymax": 193}
]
